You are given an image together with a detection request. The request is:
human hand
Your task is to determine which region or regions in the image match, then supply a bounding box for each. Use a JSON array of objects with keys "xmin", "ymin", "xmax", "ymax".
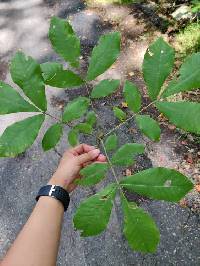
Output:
[{"xmin": 48, "ymin": 144, "xmax": 107, "ymax": 192}]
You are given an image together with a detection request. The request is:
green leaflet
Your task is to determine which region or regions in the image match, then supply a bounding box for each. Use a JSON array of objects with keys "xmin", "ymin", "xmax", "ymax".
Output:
[
  {"xmin": 76, "ymin": 163, "xmax": 109, "ymax": 186},
  {"xmin": 120, "ymin": 167, "xmax": 193, "ymax": 202},
  {"xmin": 111, "ymin": 143, "xmax": 145, "ymax": 166},
  {"xmin": 74, "ymin": 123, "xmax": 93, "ymax": 134},
  {"xmin": 62, "ymin": 97, "xmax": 90, "ymax": 122},
  {"xmin": 73, "ymin": 184, "xmax": 117, "ymax": 236},
  {"xmin": 68, "ymin": 129, "xmax": 79, "ymax": 147},
  {"xmin": 123, "ymin": 81, "xmax": 141, "ymax": 113},
  {"xmin": 86, "ymin": 111, "xmax": 97, "ymax": 126},
  {"xmin": 0, "ymin": 81, "xmax": 38, "ymax": 114},
  {"xmin": 40, "ymin": 62, "xmax": 84, "ymax": 88},
  {"xmin": 49, "ymin": 17, "xmax": 80, "ymax": 68},
  {"xmin": 0, "ymin": 114, "xmax": 45, "ymax": 157},
  {"xmin": 121, "ymin": 195, "xmax": 160, "ymax": 253},
  {"xmin": 40, "ymin": 62, "xmax": 62, "ymax": 81},
  {"xmin": 86, "ymin": 32, "xmax": 120, "ymax": 81},
  {"xmin": 104, "ymin": 134, "xmax": 118, "ymax": 151},
  {"xmin": 135, "ymin": 115, "xmax": 161, "ymax": 141},
  {"xmin": 162, "ymin": 52, "xmax": 200, "ymax": 97},
  {"xmin": 42, "ymin": 123, "xmax": 63, "ymax": 151},
  {"xmin": 10, "ymin": 52, "xmax": 47, "ymax": 111},
  {"xmin": 156, "ymin": 101, "xmax": 200, "ymax": 134},
  {"xmin": 113, "ymin": 107, "xmax": 126, "ymax": 121},
  {"xmin": 91, "ymin": 79, "xmax": 120, "ymax": 98},
  {"xmin": 142, "ymin": 37, "xmax": 175, "ymax": 100}
]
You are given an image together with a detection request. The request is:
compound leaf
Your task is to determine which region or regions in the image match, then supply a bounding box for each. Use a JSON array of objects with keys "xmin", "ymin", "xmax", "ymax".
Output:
[
  {"xmin": 86, "ymin": 111, "xmax": 97, "ymax": 126},
  {"xmin": 62, "ymin": 97, "xmax": 90, "ymax": 123},
  {"xmin": 121, "ymin": 196, "xmax": 160, "ymax": 253},
  {"xmin": 113, "ymin": 107, "xmax": 126, "ymax": 121},
  {"xmin": 156, "ymin": 101, "xmax": 200, "ymax": 134},
  {"xmin": 111, "ymin": 143, "xmax": 145, "ymax": 166},
  {"xmin": 135, "ymin": 115, "xmax": 161, "ymax": 141},
  {"xmin": 42, "ymin": 123, "xmax": 63, "ymax": 151},
  {"xmin": 91, "ymin": 79, "xmax": 120, "ymax": 98},
  {"xmin": 86, "ymin": 32, "xmax": 120, "ymax": 81},
  {"xmin": 74, "ymin": 123, "xmax": 93, "ymax": 134},
  {"xmin": 10, "ymin": 52, "xmax": 47, "ymax": 111},
  {"xmin": 68, "ymin": 129, "xmax": 79, "ymax": 147},
  {"xmin": 0, "ymin": 81, "xmax": 38, "ymax": 114},
  {"xmin": 105, "ymin": 134, "xmax": 118, "ymax": 151},
  {"xmin": 123, "ymin": 81, "xmax": 141, "ymax": 113},
  {"xmin": 49, "ymin": 16, "xmax": 80, "ymax": 68},
  {"xmin": 162, "ymin": 52, "xmax": 200, "ymax": 97},
  {"xmin": 41, "ymin": 62, "xmax": 84, "ymax": 88},
  {"xmin": 73, "ymin": 184, "xmax": 117, "ymax": 236},
  {"xmin": 120, "ymin": 167, "xmax": 193, "ymax": 202},
  {"xmin": 0, "ymin": 114, "xmax": 45, "ymax": 157},
  {"xmin": 142, "ymin": 37, "xmax": 175, "ymax": 100},
  {"xmin": 76, "ymin": 163, "xmax": 109, "ymax": 186}
]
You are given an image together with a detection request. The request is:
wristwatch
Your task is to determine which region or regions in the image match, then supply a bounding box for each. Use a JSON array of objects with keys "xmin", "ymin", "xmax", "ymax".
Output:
[{"xmin": 36, "ymin": 185, "xmax": 70, "ymax": 212}]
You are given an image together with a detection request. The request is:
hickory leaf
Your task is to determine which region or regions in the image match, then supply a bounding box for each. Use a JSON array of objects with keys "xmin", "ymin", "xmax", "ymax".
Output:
[
  {"xmin": 10, "ymin": 52, "xmax": 46, "ymax": 111},
  {"xmin": 0, "ymin": 81, "xmax": 38, "ymax": 114},
  {"xmin": 135, "ymin": 115, "xmax": 161, "ymax": 141},
  {"xmin": 41, "ymin": 62, "xmax": 84, "ymax": 88},
  {"xmin": 162, "ymin": 53, "xmax": 200, "ymax": 97},
  {"xmin": 121, "ymin": 196, "xmax": 160, "ymax": 253},
  {"xmin": 142, "ymin": 37, "xmax": 175, "ymax": 100},
  {"xmin": 74, "ymin": 123, "xmax": 93, "ymax": 134},
  {"xmin": 68, "ymin": 129, "xmax": 79, "ymax": 147},
  {"xmin": 76, "ymin": 163, "xmax": 109, "ymax": 186},
  {"xmin": 123, "ymin": 81, "xmax": 141, "ymax": 113},
  {"xmin": 49, "ymin": 17, "xmax": 80, "ymax": 67},
  {"xmin": 156, "ymin": 101, "xmax": 200, "ymax": 134},
  {"xmin": 105, "ymin": 134, "xmax": 118, "ymax": 151},
  {"xmin": 86, "ymin": 32, "xmax": 120, "ymax": 81},
  {"xmin": 120, "ymin": 167, "xmax": 193, "ymax": 202},
  {"xmin": 73, "ymin": 184, "xmax": 117, "ymax": 236},
  {"xmin": 86, "ymin": 111, "xmax": 97, "ymax": 126},
  {"xmin": 91, "ymin": 79, "xmax": 120, "ymax": 98},
  {"xmin": 62, "ymin": 97, "xmax": 90, "ymax": 123},
  {"xmin": 42, "ymin": 123, "xmax": 63, "ymax": 151},
  {"xmin": 111, "ymin": 143, "xmax": 145, "ymax": 166},
  {"xmin": 0, "ymin": 114, "xmax": 44, "ymax": 157},
  {"xmin": 113, "ymin": 107, "xmax": 126, "ymax": 121}
]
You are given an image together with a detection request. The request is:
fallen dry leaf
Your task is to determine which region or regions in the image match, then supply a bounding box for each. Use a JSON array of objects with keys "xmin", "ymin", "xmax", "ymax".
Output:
[
  {"xmin": 125, "ymin": 169, "xmax": 132, "ymax": 176},
  {"xmin": 128, "ymin": 71, "xmax": 134, "ymax": 77},
  {"xmin": 121, "ymin": 102, "xmax": 128, "ymax": 108},
  {"xmin": 168, "ymin": 124, "xmax": 176, "ymax": 130},
  {"xmin": 129, "ymin": 128, "xmax": 137, "ymax": 134},
  {"xmin": 179, "ymin": 199, "xmax": 188, "ymax": 208},
  {"xmin": 195, "ymin": 184, "xmax": 200, "ymax": 193}
]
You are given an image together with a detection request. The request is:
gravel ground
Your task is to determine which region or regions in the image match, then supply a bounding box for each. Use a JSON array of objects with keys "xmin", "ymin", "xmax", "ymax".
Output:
[{"xmin": 0, "ymin": 0, "xmax": 199, "ymax": 265}]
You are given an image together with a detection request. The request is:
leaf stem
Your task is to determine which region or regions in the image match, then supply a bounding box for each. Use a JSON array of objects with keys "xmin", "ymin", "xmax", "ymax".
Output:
[
  {"xmin": 100, "ymin": 139, "xmax": 120, "ymax": 185},
  {"xmin": 104, "ymin": 100, "xmax": 158, "ymax": 137}
]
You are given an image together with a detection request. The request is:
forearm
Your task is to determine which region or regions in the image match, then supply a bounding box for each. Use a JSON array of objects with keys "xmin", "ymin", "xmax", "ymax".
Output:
[{"xmin": 1, "ymin": 196, "xmax": 64, "ymax": 266}]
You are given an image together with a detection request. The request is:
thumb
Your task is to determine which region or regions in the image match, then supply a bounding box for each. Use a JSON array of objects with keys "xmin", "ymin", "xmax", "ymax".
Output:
[{"xmin": 77, "ymin": 149, "xmax": 100, "ymax": 165}]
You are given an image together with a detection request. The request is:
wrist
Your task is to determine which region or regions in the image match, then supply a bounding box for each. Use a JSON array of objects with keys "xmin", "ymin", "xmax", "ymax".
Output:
[{"xmin": 48, "ymin": 176, "xmax": 70, "ymax": 192}]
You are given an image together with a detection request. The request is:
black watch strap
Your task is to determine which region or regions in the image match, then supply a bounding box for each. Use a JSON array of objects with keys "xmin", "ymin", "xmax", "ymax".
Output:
[{"xmin": 36, "ymin": 185, "xmax": 70, "ymax": 212}]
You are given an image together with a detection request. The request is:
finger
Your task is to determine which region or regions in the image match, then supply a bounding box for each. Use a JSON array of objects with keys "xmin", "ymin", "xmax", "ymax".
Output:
[
  {"xmin": 96, "ymin": 154, "xmax": 107, "ymax": 162},
  {"xmin": 71, "ymin": 144, "xmax": 96, "ymax": 155},
  {"xmin": 77, "ymin": 149, "xmax": 100, "ymax": 165}
]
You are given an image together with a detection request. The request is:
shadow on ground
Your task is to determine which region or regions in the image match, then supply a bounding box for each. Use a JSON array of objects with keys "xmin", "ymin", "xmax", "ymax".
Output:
[{"xmin": 0, "ymin": 0, "xmax": 199, "ymax": 265}]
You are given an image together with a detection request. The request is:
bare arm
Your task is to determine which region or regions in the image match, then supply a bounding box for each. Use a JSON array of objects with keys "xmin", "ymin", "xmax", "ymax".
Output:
[{"xmin": 1, "ymin": 144, "xmax": 106, "ymax": 266}]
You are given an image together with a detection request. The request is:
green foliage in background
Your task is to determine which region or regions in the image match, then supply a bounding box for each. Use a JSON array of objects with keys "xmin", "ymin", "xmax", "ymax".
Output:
[
  {"xmin": 174, "ymin": 23, "xmax": 200, "ymax": 59},
  {"xmin": 0, "ymin": 16, "xmax": 198, "ymax": 253}
]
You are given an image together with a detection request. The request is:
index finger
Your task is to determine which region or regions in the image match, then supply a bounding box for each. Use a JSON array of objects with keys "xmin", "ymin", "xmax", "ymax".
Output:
[{"xmin": 71, "ymin": 143, "xmax": 96, "ymax": 155}]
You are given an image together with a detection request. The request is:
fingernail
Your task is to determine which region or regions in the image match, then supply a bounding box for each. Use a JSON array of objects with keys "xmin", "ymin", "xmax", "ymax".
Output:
[{"xmin": 90, "ymin": 149, "xmax": 100, "ymax": 156}]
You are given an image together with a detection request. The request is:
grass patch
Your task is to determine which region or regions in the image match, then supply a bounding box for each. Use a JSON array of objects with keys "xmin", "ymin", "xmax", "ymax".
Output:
[{"xmin": 174, "ymin": 23, "xmax": 200, "ymax": 59}]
